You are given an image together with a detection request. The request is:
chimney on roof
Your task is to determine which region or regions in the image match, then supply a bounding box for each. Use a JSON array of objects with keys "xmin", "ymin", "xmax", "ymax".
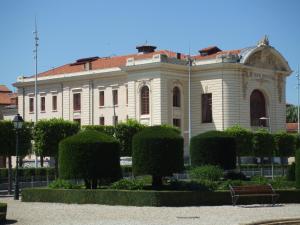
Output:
[
  {"xmin": 136, "ymin": 44, "xmax": 157, "ymax": 54},
  {"xmin": 199, "ymin": 46, "xmax": 221, "ymax": 56}
]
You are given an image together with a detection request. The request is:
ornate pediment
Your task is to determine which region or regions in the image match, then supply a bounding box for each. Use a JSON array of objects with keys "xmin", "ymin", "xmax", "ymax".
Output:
[{"xmin": 245, "ymin": 49, "xmax": 287, "ymax": 71}]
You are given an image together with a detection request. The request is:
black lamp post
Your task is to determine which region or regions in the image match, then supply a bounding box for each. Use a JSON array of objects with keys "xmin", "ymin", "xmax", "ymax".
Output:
[{"xmin": 13, "ymin": 114, "xmax": 24, "ymax": 200}]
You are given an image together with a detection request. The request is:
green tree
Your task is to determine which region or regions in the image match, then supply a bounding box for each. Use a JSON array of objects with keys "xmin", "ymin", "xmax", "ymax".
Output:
[
  {"xmin": 286, "ymin": 104, "xmax": 298, "ymax": 123},
  {"xmin": 33, "ymin": 119, "xmax": 80, "ymax": 172},
  {"xmin": 132, "ymin": 126, "xmax": 184, "ymax": 187},
  {"xmin": 0, "ymin": 121, "xmax": 32, "ymax": 194},
  {"xmin": 226, "ymin": 125, "xmax": 253, "ymax": 169},
  {"xmin": 59, "ymin": 130, "xmax": 121, "ymax": 189}
]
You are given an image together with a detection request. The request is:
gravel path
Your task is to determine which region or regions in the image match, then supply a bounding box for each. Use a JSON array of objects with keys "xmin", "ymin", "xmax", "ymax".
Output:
[{"xmin": 1, "ymin": 197, "xmax": 300, "ymax": 225}]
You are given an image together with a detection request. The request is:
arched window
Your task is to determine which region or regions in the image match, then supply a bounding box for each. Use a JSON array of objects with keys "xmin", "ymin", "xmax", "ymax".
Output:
[
  {"xmin": 250, "ymin": 90, "xmax": 266, "ymax": 126},
  {"xmin": 173, "ymin": 87, "xmax": 181, "ymax": 107},
  {"xmin": 141, "ymin": 86, "xmax": 149, "ymax": 115}
]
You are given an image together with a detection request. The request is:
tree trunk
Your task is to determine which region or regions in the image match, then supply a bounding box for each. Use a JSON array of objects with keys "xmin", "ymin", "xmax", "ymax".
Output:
[
  {"xmin": 84, "ymin": 179, "xmax": 91, "ymax": 189},
  {"xmin": 40, "ymin": 156, "xmax": 44, "ymax": 167},
  {"xmin": 280, "ymin": 157, "xmax": 285, "ymax": 176},
  {"xmin": 54, "ymin": 156, "xmax": 59, "ymax": 178},
  {"xmin": 8, "ymin": 156, "xmax": 12, "ymax": 195},
  {"xmin": 19, "ymin": 157, "xmax": 23, "ymax": 167},
  {"xmin": 152, "ymin": 175, "xmax": 162, "ymax": 188},
  {"xmin": 237, "ymin": 156, "xmax": 241, "ymax": 172},
  {"xmin": 91, "ymin": 179, "xmax": 98, "ymax": 189},
  {"xmin": 260, "ymin": 157, "xmax": 264, "ymax": 176}
]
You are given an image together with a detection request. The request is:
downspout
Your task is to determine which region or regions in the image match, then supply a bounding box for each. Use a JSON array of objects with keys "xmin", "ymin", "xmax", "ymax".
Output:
[
  {"xmin": 91, "ymin": 80, "xmax": 94, "ymax": 125},
  {"xmin": 221, "ymin": 56, "xmax": 225, "ymax": 131},
  {"xmin": 61, "ymin": 83, "xmax": 64, "ymax": 119}
]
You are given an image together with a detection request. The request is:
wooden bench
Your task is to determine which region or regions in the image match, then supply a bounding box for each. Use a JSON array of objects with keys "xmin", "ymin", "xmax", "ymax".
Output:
[{"xmin": 229, "ymin": 184, "xmax": 279, "ymax": 206}]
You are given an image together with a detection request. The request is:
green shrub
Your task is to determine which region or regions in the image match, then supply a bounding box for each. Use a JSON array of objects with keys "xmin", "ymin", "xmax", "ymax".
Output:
[
  {"xmin": 59, "ymin": 130, "xmax": 121, "ymax": 189},
  {"xmin": 250, "ymin": 175, "xmax": 269, "ymax": 184},
  {"xmin": 82, "ymin": 125, "xmax": 115, "ymax": 136},
  {"xmin": 0, "ymin": 202, "xmax": 7, "ymax": 222},
  {"xmin": 84, "ymin": 120, "xmax": 146, "ymax": 156},
  {"xmin": 110, "ymin": 179, "xmax": 144, "ymax": 190},
  {"xmin": 253, "ymin": 129, "xmax": 275, "ymax": 157},
  {"xmin": 270, "ymin": 176, "xmax": 295, "ymax": 189},
  {"xmin": 132, "ymin": 126, "xmax": 184, "ymax": 187},
  {"xmin": 223, "ymin": 171, "xmax": 248, "ymax": 181},
  {"xmin": 296, "ymin": 149, "xmax": 300, "ymax": 189},
  {"xmin": 169, "ymin": 180, "xmax": 216, "ymax": 191},
  {"xmin": 287, "ymin": 162, "xmax": 296, "ymax": 181},
  {"xmin": 188, "ymin": 165, "xmax": 223, "ymax": 181},
  {"xmin": 274, "ymin": 132, "xmax": 295, "ymax": 157},
  {"xmin": 225, "ymin": 125, "xmax": 253, "ymax": 156},
  {"xmin": 190, "ymin": 131, "xmax": 236, "ymax": 170},
  {"xmin": 33, "ymin": 119, "xmax": 80, "ymax": 170},
  {"xmin": 217, "ymin": 179, "xmax": 245, "ymax": 190},
  {"xmin": 48, "ymin": 179, "xmax": 81, "ymax": 189}
]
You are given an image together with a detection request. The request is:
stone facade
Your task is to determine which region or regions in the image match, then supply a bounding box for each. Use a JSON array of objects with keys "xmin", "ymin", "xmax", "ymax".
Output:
[{"xmin": 14, "ymin": 40, "xmax": 292, "ymax": 156}]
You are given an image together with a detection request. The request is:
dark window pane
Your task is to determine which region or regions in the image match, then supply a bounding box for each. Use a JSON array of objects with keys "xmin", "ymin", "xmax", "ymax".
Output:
[
  {"xmin": 99, "ymin": 91, "xmax": 104, "ymax": 106},
  {"xmin": 113, "ymin": 90, "xmax": 118, "ymax": 105},
  {"xmin": 141, "ymin": 86, "xmax": 149, "ymax": 115},
  {"xmin": 202, "ymin": 93, "xmax": 212, "ymax": 123},
  {"xmin": 173, "ymin": 87, "xmax": 181, "ymax": 107},
  {"xmin": 41, "ymin": 97, "xmax": 45, "ymax": 112},
  {"xmin": 100, "ymin": 117, "xmax": 105, "ymax": 125},
  {"xmin": 29, "ymin": 98, "xmax": 34, "ymax": 113},
  {"xmin": 73, "ymin": 93, "xmax": 81, "ymax": 111},
  {"xmin": 52, "ymin": 96, "xmax": 57, "ymax": 111},
  {"xmin": 173, "ymin": 118, "xmax": 181, "ymax": 128},
  {"xmin": 250, "ymin": 90, "xmax": 266, "ymax": 126}
]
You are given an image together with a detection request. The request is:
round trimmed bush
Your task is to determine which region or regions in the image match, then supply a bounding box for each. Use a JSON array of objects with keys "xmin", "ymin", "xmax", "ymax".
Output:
[
  {"xmin": 252, "ymin": 129, "xmax": 275, "ymax": 157},
  {"xmin": 58, "ymin": 130, "xmax": 121, "ymax": 189},
  {"xmin": 296, "ymin": 149, "xmax": 300, "ymax": 189},
  {"xmin": 190, "ymin": 131, "xmax": 236, "ymax": 170},
  {"xmin": 132, "ymin": 126, "xmax": 184, "ymax": 187},
  {"xmin": 274, "ymin": 132, "xmax": 295, "ymax": 157}
]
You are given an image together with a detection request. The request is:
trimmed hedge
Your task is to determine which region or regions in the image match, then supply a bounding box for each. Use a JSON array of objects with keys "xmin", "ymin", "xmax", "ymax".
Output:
[
  {"xmin": 296, "ymin": 149, "xmax": 300, "ymax": 189},
  {"xmin": 132, "ymin": 126, "xmax": 184, "ymax": 186},
  {"xmin": 59, "ymin": 130, "xmax": 121, "ymax": 188},
  {"xmin": 253, "ymin": 129, "xmax": 275, "ymax": 157},
  {"xmin": 21, "ymin": 188, "xmax": 300, "ymax": 206},
  {"xmin": 0, "ymin": 203, "xmax": 7, "ymax": 222},
  {"xmin": 190, "ymin": 131, "xmax": 236, "ymax": 170},
  {"xmin": 273, "ymin": 132, "xmax": 295, "ymax": 157}
]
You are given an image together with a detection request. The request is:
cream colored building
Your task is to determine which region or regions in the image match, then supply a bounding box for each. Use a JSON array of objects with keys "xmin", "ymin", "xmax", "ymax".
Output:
[{"xmin": 14, "ymin": 37, "xmax": 292, "ymax": 156}]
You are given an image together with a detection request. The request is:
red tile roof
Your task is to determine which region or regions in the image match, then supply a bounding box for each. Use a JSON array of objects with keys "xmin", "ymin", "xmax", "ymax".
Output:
[
  {"xmin": 286, "ymin": 123, "xmax": 298, "ymax": 133},
  {"xmin": 28, "ymin": 48, "xmax": 240, "ymax": 78},
  {"xmin": 0, "ymin": 85, "xmax": 11, "ymax": 92}
]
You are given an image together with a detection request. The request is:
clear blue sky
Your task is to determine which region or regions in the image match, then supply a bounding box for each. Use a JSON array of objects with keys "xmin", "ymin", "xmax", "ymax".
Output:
[{"xmin": 1, "ymin": 0, "xmax": 299, "ymax": 104}]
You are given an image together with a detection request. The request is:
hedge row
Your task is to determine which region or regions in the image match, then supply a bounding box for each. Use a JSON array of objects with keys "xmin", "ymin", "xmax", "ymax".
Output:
[
  {"xmin": 21, "ymin": 188, "xmax": 300, "ymax": 206},
  {"xmin": 0, "ymin": 168, "xmax": 56, "ymax": 179},
  {"xmin": 0, "ymin": 203, "xmax": 7, "ymax": 222}
]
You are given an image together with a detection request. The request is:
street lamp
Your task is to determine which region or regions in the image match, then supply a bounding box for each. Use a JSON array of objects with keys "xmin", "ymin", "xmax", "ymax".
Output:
[
  {"xmin": 259, "ymin": 116, "xmax": 273, "ymax": 179},
  {"xmin": 12, "ymin": 114, "xmax": 24, "ymax": 200}
]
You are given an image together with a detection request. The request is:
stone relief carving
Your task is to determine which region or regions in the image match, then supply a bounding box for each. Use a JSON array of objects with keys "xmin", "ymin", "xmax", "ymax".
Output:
[
  {"xmin": 277, "ymin": 73, "xmax": 283, "ymax": 103},
  {"xmin": 245, "ymin": 49, "xmax": 286, "ymax": 71}
]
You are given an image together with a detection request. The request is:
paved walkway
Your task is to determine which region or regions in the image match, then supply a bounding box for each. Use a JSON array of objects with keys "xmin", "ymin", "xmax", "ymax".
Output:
[{"xmin": 1, "ymin": 197, "xmax": 300, "ymax": 225}]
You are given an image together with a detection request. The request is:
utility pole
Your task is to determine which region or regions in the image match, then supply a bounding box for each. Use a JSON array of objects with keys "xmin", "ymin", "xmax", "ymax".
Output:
[
  {"xmin": 33, "ymin": 17, "xmax": 39, "ymax": 168},
  {"xmin": 297, "ymin": 66, "xmax": 300, "ymax": 134},
  {"xmin": 33, "ymin": 17, "xmax": 39, "ymax": 123}
]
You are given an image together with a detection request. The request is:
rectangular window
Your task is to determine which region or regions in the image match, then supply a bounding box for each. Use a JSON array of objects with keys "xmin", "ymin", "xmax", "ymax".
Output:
[
  {"xmin": 52, "ymin": 95, "xmax": 57, "ymax": 111},
  {"xmin": 40, "ymin": 96, "xmax": 45, "ymax": 112},
  {"xmin": 99, "ymin": 117, "xmax": 105, "ymax": 125},
  {"xmin": 173, "ymin": 118, "xmax": 181, "ymax": 128},
  {"xmin": 113, "ymin": 115, "xmax": 118, "ymax": 126},
  {"xmin": 99, "ymin": 91, "xmax": 104, "ymax": 107},
  {"xmin": 73, "ymin": 93, "xmax": 81, "ymax": 111},
  {"xmin": 202, "ymin": 93, "xmax": 212, "ymax": 123},
  {"xmin": 113, "ymin": 89, "xmax": 118, "ymax": 106},
  {"xmin": 73, "ymin": 118, "xmax": 81, "ymax": 125},
  {"xmin": 29, "ymin": 97, "xmax": 34, "ymax": 113}
]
